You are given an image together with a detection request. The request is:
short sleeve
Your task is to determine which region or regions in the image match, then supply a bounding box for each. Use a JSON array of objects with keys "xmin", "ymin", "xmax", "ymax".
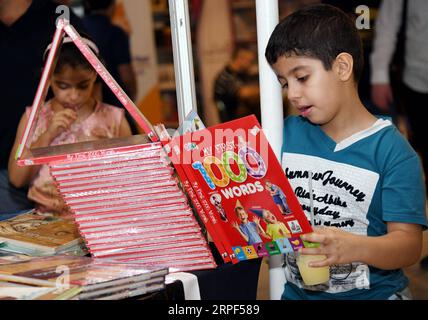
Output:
[{"xmin": 381, "ymin": 137, "xmax": 428, "ymax": 228}]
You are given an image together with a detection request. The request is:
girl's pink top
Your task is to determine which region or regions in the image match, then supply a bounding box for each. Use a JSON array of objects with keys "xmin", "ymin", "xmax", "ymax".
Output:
[{"xmin": 27, "ymin": 100, "xmax": 125, "ymax": 215}]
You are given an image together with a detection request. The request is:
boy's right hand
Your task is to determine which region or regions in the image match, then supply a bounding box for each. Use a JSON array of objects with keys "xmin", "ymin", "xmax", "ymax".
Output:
[{"xmin": 46, "ymin": 109, "xmax": 77, "ymax": 140}]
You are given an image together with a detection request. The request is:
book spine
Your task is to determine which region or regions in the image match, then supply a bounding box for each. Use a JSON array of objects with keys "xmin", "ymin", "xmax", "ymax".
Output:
[
  {"xmin": 178, "ymin": 167, "xmax": 229, "ymax": 262},
  {"xmin": 153, "ymin": 124, "xmax": 234, "ymax": 263},
  {"xmin": 18, "ymin": 143, "xmax": 161, "ymax": 166},
  {"xmin": 15, "ymin": 20, "xmax": 65, "ymax": 161},
  {"xmin": 173, "ymin": 160, "xmax": 238, "ymax": 263},
  {"xmin": 0, "ymin": 274, "xmax": 56, "ymax": 287}
]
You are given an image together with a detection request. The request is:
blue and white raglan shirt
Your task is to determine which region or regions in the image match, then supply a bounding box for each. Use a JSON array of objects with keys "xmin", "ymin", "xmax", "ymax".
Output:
[{"xmin": 281, "ymin": 116, "xmax": 428, "ymax": 300}]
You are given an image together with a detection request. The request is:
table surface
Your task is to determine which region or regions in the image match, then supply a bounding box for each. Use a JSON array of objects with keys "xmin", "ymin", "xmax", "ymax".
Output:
[{"xmin": 148, "ymin": 243, "xmax": 262, "ymax": 300}]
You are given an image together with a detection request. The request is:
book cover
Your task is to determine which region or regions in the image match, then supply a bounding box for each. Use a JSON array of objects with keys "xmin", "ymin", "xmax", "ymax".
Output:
[
  {"xmin": 76, "ymin": 277, "xmax": 164, "ymax": 299},
  {"xmin": 0, "ymin": 212, "xmax": 81, "ymax": 256},
  {"xmin": 0, "ymin": 250, "xmax": 34, "ymax": 265},
  {"xmin": 167, "ymin": 115, "xmax": 313, "ymax": 263},
  {"xmin": 19, "ymin": 134, "xmax": 158, "ymax": 166},
  {"xmin": 0, "ymin": 281, "xmax": 57, "ymax": 300},
  {"xmin": 0, "ymin": 255, "xmax": 169, "ymax": 299},
  {"xmin": 154, "ymin": 123, "xmax": 231, "ymax": 262}
]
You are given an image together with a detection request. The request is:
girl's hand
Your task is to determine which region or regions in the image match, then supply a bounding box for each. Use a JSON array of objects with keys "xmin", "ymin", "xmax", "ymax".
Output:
[
  {"xmin": 300, "ymin": 226, "xmax": 360, "ymax": 267},
  {"xmin": 46, "ymin": 109, "xmax": 77, "ymax": 140}
]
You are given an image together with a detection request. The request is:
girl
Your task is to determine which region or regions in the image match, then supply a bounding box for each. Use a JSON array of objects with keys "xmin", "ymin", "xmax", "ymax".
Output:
[{"xmin": 8, "ymin": 37, "xmax": 132, "ymax": 215}]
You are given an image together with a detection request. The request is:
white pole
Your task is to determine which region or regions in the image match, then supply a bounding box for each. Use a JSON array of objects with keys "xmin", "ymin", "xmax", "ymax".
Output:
[
  {"xmin": 256, "ymin": 0, "xmax": 283, "ymax": 159},
  {"xmin": 168, "ymin": 0, "xmax": 197, "ymax": 125},
  {"xmin": 255, "ymin": 0, "xmax": 285, "ymax": 300}
]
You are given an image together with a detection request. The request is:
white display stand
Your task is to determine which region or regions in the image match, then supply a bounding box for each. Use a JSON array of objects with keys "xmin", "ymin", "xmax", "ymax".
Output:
[
  {"xmin": 255, "ymin": 0, "xmax": 285, "ymax": 301},
  {"xmin": 168, "ymin": 0, "xmax": 198, "ymax": 123},
  {"xmin": 169, "ymin": 0, "xmax": 284, "ymax": 300}
]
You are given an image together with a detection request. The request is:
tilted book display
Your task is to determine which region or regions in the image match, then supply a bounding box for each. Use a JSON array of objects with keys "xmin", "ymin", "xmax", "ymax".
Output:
[
  {"xmin": 15, "ymin": 19, "xmax": 313, "ymax": 269},
  {"xmin": 15, "ymin": 19, "xmax": 215, "ymax": 272},
  {"xmin": 160, "ymin": 116, "xmax": 313, "ymax": 263}
]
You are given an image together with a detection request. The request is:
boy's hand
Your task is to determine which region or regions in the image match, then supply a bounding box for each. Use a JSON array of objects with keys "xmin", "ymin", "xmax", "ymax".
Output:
[
  {"xmin": 253, "ymin": 216, "xmax": 260, "ymax": 225},
  {"xmin": 300, "ymin": 227, "xmax": 359, "ymax": 267},
  {"xmin": 232, "ymin": 221, "xmax": 239, "ymax": 230}
]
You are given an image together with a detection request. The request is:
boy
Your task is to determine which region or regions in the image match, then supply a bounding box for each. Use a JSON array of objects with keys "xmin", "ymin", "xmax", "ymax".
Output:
[
  {"xmin": 232, "ymin": 206, "xmax": 267, "ymax": 245},
  {"xmin": 265, "ymin": 4, "xmax": 427, "ymax": 300},
  {"xmin": 265, "ymin": 180, "xmax": 292, "ymax": 214}
]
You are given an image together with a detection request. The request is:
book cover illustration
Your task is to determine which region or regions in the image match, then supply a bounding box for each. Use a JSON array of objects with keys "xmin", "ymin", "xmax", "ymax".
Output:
[
  {"xmin": 0, "ymin": 211, "xmax": 81, "ymax": 256},
  {"xmin": 12, "ymin": 258, "xmax": 168, "ymax": 287},
  {"xmin": 0, "ymin": 255, "xmax": 168, "ymax": 300},
  {"xmin": 0, "ymin": 251, "xmax": 34, "ymax": 265},
  {"xmin": 0, "ymin": 281, "xmax": 58, "ymax": 300},
  {"xmin": 167, "ymin": 115, "xmax": 313, "ymax": 263}
]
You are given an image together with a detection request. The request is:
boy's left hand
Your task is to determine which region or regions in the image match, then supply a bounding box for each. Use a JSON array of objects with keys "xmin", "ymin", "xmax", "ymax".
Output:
[{"xmin": 300, "ymin": 227, "xmax": 359, "ymax": 267}]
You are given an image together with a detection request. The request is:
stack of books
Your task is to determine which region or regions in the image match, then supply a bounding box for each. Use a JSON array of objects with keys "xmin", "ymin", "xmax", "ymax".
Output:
[
  {"xmin": 34, "ymin": 135, "xmax": 217, "ymax": 272},
  {"xmin": 11, "ymin": 22, "xmax": 216, "ymax": 278},
  {"xmin": 0, "ymin": 210, "xmax": 84, "ymax": 256},
  {"xmin": 0, "ymin": 255, "xmax": 168, "ymax": 300}
]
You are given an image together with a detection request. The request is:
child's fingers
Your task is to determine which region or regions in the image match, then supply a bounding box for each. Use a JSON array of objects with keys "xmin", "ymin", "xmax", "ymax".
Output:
[
  {"xmin": 308, "ymin": 257, "xmax": 331, "ymax": 268},
  {"xmin": 58, "ymin": 109, "xmax": 77, "ymax": 121},
  {"xmin": 56, "ymin": 116, "xmax": 73, "ymax": 126},
  {"xmin": 52, "ymin": 118, "xmax": 71, "ymax": 132},
  {"xmin": 301, "ymin": 232, "xmax": 326, "ymax": 244},
  {"xmin": 55, "ymin": 113, "xmax": 76, "ymax": 126},
  {"xmin": 300, "ymin": 247, "xmax": 321, "ymax": 255},
  {"xmin": 53, "ymin": 109, "xmax": 76, "ymax": 121}
]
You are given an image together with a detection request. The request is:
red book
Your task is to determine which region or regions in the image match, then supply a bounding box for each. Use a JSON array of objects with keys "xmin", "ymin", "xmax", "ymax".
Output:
[
  {"xmin": 167, "ymin": 115, "xmax": 313, "ymax": 263},
  {"xmin": 155, "ymin": 124, "xmax": 232, "ymax": 263}
]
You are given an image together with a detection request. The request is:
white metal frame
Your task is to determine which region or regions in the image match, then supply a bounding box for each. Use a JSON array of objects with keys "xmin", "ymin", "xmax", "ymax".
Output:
[
  {"xmin": 255, "ymin": 0, "xmax": 285, "ymax": 301},
  {"xmin": 170, "ymin": 0, "xmax": 284, "ymax": 300},
  {"xmin": 168, "ymin": 0, "xmax": 198, "ymax": 124}
]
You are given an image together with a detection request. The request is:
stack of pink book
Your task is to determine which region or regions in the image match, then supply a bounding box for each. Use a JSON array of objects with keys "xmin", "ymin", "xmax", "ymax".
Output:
[
  {"xmin": 15, "ymin": 20, "xmax": 216, "ymax": 273},
  {"xmin": 23, "ymin": 136, "xmax": 216, "ymax": 272}
]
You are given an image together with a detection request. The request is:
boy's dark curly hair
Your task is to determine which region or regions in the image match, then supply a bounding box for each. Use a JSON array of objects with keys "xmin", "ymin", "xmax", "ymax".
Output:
[{"xmin": 265, "ymin": 4, "xmax": 364, "ymax": 82}]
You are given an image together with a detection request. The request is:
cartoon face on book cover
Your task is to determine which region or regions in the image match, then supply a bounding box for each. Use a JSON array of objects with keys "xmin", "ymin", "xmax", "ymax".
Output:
[{"xmin": 169, "ymin": 115, "xmax": 313, "ymax": 262}]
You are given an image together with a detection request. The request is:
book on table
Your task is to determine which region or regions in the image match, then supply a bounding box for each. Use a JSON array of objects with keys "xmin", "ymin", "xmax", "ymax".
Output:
[
  {"xmin": 0, "ymin": 210, "xmax": 82, "ymax": 256},
  {"xmin": 0, "ymin": 255, "xmax": 168, "ymax": 300}
]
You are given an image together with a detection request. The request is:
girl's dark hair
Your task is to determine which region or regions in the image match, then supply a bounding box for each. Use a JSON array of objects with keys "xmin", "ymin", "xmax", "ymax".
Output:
[
  {"xmin": 43, "ymin": 34, "xmax": 101, "ymax": 74},
  {"xmin": 265, "ymin": 4, "xmax": 364, "ymax": 82},
  {"xmin": 53, "ymin": 42, "xmax": 94, "ymax": 74}
]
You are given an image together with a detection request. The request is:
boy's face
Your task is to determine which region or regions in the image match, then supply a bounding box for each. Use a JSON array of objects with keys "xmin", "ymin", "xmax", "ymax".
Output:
[
  {"xmin": 236, "ymin": 208, "xmax": 248, "ymax": 222},
  {"xmin": 271, "ymin": 55, "xmax": 343, "ymax": 126}
]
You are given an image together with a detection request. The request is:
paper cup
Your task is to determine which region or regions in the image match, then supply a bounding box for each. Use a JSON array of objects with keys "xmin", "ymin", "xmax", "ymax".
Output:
[{"xmin": 296, "ymin": 254, "xmax": 330, "ymax": 286}]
